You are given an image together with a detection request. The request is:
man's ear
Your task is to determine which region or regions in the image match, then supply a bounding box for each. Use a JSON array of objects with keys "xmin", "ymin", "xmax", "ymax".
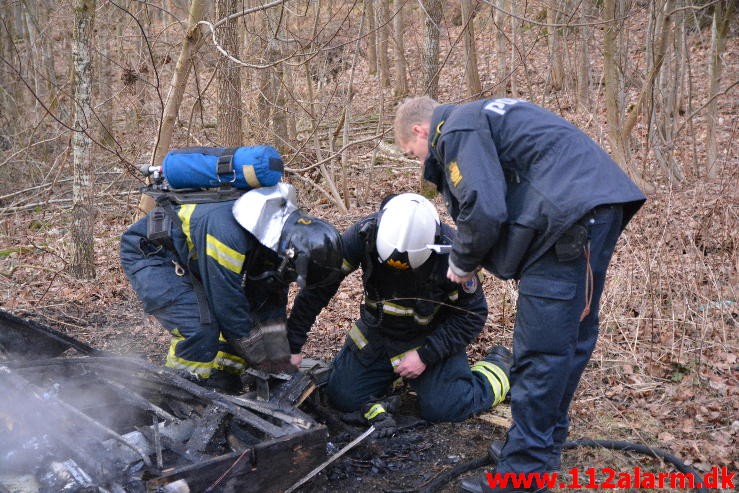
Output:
[{"xmin": 412, "ymin": 123, "xmax": 430, "ymax": 139}]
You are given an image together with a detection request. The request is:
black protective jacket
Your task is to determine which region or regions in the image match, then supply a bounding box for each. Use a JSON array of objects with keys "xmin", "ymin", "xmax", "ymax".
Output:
[
  {"xmin": 120, "ymin": 200, "xmax": 287, "ymax": 341},
  {"xmin": 424, "ymin": 99, "xmax": 646, "ymax": 279},
  {"xmin": 287, "ymin": 214, "xmax": 488, "ymax": 368}
]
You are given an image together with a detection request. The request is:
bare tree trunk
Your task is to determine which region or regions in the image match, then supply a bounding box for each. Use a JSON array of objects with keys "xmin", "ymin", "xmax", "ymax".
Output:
[
  {"xmin": 509, "ymin": 0, "xmax": 520, "ymax": 97},
  {"xmin": 603, "ymin": 0, "xmax": 628, "ymax": 170},
  {"xmin": 706, "ymin": 0, "xmax": 733, "ymax": 179},
  {"xmin": 216, "ymin": 0, "xmax": 243, "ymax": 146},
  {"xmin": 264, "ymin": 5, "xmax": 288, "ymax": 152},
  {"xmin": 651, "ymin": 0, "xmax": 685, "ymax": 182},
  {"xmin": 492, "ymin": 0, "xmax": 508, "ymax": 96},
  {"xmin": 546, "ymin": 0, "xmax": 564, "ymax": 91},
  {"xmin": 340, "ymin": 7, "xmax": 367, "ymax": 210},
  {"xmin": 138, "ymin": 0, "xmax": 205, "ymax": 215},
  {"xmin": 603, "ymin": 0, "xmax": 654, "ymax": 193},
  {"xmin": 377, "ymin": 0, "xmax": 391, "ymax": 88},
  {"xmin": 365, "ymin": 0, "xmax": 377, "ymax": 76},
  {"xmin": 70, "ymin": 0, "xmax": 97, "ymax": 280},
  {"xmin": 97, "ymin": 3, "xmax": 117, "ymax": 147},
  {"xmin": 622, "ymin": 0, "xmax": 672, "ymax": 140},
  {"xmin": 461, "ymin": 0, "xmax": 481, "ymax": 97},
  {"xmin": 392, "ymin": 0, "xmax": 407, "ymax": 97},
  {"xmin": 239, "ymin": 1, "xmax": 255, "ymax": 139},
  {"xmin": 420, "ymin": 0, "xmax": 442, "ymax": 98},
  {"xmin": 575, "ymin": 0, "xmax": 591, "ymax": 110},
  {"xmin": 491, "ymin": 0, "xmax": 507, "ymax": 96},
  {"xmin": 22, "ymin": 2, "xmax": 63, "ymax": 122},
  {"xmin": 21, "ymin": 1, "xmax": 43, "ymax": 111}
]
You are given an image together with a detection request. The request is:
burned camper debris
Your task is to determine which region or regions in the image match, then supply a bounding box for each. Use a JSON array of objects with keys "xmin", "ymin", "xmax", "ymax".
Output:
[{"xmin": 0, "ymin": 310, "xmax": 328, "ymax": 493}]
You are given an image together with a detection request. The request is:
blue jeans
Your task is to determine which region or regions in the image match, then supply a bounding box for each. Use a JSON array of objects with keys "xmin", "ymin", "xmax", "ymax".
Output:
[
  {"xmin": 496, "ymin": 205, "xmax": 624, "ymax": 475},
  {"xmin": 326, "ymin": 343, "xmax": 497, "ymax": 422}
]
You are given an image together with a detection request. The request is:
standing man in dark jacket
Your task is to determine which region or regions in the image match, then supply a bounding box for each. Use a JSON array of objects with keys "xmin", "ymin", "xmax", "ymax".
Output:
[
  {"xmin": 394, "ymin": 97, "xmax": 646, "ymax": 492},
  {"xmin": 288, "ymin": 193, "xmax": 512, "ymax": 429},
  {"xmin": 120, "ymin": 183, "xmax": 343, "ymax": 392}
]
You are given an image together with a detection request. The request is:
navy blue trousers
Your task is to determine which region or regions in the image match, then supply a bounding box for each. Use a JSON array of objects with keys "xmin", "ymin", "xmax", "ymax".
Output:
[
  {"xmin": 496, "ymin": 205, "xmax": 624, "ymax": 475},
  {"xmin": 326, "ymin": 345, "xmax": 498, "ymax": 422}
]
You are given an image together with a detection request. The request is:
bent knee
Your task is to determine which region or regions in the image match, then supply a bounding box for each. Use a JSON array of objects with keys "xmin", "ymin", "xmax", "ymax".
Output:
[{"xmin": 326, "ymin": 376, "xmax": 365, "ymax": 412}]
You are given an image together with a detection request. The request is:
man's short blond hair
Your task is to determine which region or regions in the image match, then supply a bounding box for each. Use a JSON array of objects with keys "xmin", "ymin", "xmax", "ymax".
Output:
[{"xmin": 394, "ymin": 96, "xmax": 439, "ymax": 145}]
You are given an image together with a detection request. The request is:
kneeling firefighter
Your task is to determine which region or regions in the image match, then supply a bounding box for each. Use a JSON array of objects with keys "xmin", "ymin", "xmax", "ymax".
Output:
[
  {"xmin": 120, "ymin": 183, "xmax": 343, "ymax": 391},
  {"xmin": 288, "ymin": 193, "xmax": 512, "ymax": 433}
]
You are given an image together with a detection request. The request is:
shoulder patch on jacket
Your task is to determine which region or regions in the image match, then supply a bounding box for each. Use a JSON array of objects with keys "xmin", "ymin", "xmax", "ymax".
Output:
[
  {"xmin": 448, "ymin": 161, "xmax": 463, "ymax": 187},
  {"xmin": 462, "ymin": 275, "xmax": 478, "ymax": 293}
]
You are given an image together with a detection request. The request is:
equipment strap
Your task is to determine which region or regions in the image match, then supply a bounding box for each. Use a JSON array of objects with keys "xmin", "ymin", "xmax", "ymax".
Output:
[
  {"xmin": 216, "ymin": 147, "xmax": 238, "ymax": 188},
  {"xmin": 157, "ymin": 198, "xmax": 212, "ymax": 325}
]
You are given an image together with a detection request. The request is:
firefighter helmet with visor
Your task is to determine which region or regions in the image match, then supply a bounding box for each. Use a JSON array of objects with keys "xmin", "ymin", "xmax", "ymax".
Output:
[{"xmin": 376, "ymin": 193, "xmax": 440, "ymax": 270}]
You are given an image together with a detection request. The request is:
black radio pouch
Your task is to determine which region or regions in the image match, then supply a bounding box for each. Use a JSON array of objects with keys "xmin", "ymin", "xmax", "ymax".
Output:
[
  {"xmin": 554, "ymin": 223, "xmax": 588, "ymax": 262},
  {"xmin": 146, "ymin": 205, "xmax": 172, "ymax": 245}
]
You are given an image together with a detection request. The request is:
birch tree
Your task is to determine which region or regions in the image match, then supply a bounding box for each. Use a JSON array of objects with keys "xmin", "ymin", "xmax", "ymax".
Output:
[{"xmin": 70, "ymin": 0, "xmax": 97, "ymax": 279}]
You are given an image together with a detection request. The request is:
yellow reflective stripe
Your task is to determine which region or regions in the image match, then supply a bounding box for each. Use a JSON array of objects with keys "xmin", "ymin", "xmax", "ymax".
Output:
[
  {"xmin": 366, "ymin": 298, "xmax": 441, "ymax": 326},
  {"xmin": 206, "ymin": 234, "xmax": 245, "ymax": 274},
  {"xmin": 166, "ymin": 334, "xmax": 212, "ymax": 378},
  {"xmin": 178, "ymin": 204, "xmax": 197, "ymax": 252},
  {"xmin": 214, "ymin": 351, "xmax": 246, "ymax": 373},
  {"xmin": 341, "ymin": 258, "xmax": 355, "ymax": 274},
  {"xmin": 414, "ymin": 305, "xmax": 441, "ymax": 326},
  {"xmin": 242, "ymin": 164, "xmax": 261, "ymax": 188},
  {"xmin": 348, "ymin": 323, "xmax": 368, "ymax": 349},
  {"xmin": 363, "ymin": 403, "xmax": 386, "ymax": 421},
  {"xmin": 389, "ymin": 346, "xmax": 421, "ymax": 368},
  {"xmin": 448, "ymin": 290, "xmax": 459, "ymax": 302},
  {"xmin": 471, "ymin": 361, "xmax": 510, "ymax": 406},
  {"xmin": 382, "ymin": 301, "xmax": 414, "ymax": 316}
]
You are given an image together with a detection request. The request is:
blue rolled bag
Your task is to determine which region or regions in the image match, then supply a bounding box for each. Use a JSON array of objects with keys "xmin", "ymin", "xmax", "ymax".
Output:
[{"xmin": 161, "ymin": 146, "xmax": 284, "ymax": 190}]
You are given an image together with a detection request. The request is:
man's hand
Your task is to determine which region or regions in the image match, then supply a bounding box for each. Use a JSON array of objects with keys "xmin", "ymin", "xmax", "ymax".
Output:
[
  {"xmin": 446, "ymin": 266, "xmax": 476, "ymax": 284},
  {"xmin": 290, "ymin": 353, "xmax": 302, "ymax": 367},
  {"xmin": 394, "ymin": 350, "xmax": 426, "ymax": 379}
]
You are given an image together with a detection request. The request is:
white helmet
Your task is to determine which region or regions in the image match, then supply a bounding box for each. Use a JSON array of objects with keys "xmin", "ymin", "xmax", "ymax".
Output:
[{"xmin": 376, "ymin": 193, "xmax": 440, "ymax": 270}]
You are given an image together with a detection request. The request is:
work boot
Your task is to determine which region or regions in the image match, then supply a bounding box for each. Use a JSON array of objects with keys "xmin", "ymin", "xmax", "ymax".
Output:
[
  {"xmin": 471, "ymin": 346, "xmax": 513, "ymax": 406},
  {"xmin": 485, "ymin": 345, "xmax": 512, "ymax": 402},
  {"xmin": 484, "ymin": 346, "xmax": 513, "ymax": 379},
  {"xmin": 487, "ymin": 440, "xmax": 504, "ymax": 464}
]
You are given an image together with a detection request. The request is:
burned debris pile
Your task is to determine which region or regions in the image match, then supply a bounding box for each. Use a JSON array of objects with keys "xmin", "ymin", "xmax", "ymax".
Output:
[{"xmin": 0, "ymin": 310, "xmax": 328, "ymax": 493}]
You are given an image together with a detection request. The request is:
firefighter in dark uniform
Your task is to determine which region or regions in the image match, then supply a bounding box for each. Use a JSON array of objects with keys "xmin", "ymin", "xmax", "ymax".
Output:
[
  {"xmin": 394, "ymin": 97, "xmax": 646, "ymax": 492},
  {"xmin": 288, "ymin": 193, "xmax": 512, "ymax": 432},
  {"xmin": 120, "ymin": 183, "xmax": 343, "ymax": 391}
]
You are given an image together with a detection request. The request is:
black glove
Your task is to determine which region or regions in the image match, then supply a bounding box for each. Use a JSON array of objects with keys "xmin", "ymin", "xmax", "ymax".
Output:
[
  {"xmin": 231, "ymin": 321, "xmax": 296, "ymax": 375},
  {"xmin": 341, "ymin": 398, "xmax": 399, "ymax": 438},
  {"xmin": 365, "ymin": 407, "xmax": 397, "ymax": 438}
]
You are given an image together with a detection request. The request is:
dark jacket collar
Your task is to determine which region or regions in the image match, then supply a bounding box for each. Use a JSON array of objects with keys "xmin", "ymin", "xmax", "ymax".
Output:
[{"xmin": 422, "ymin": 104, "xmax": 455, "ymax": 190}]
